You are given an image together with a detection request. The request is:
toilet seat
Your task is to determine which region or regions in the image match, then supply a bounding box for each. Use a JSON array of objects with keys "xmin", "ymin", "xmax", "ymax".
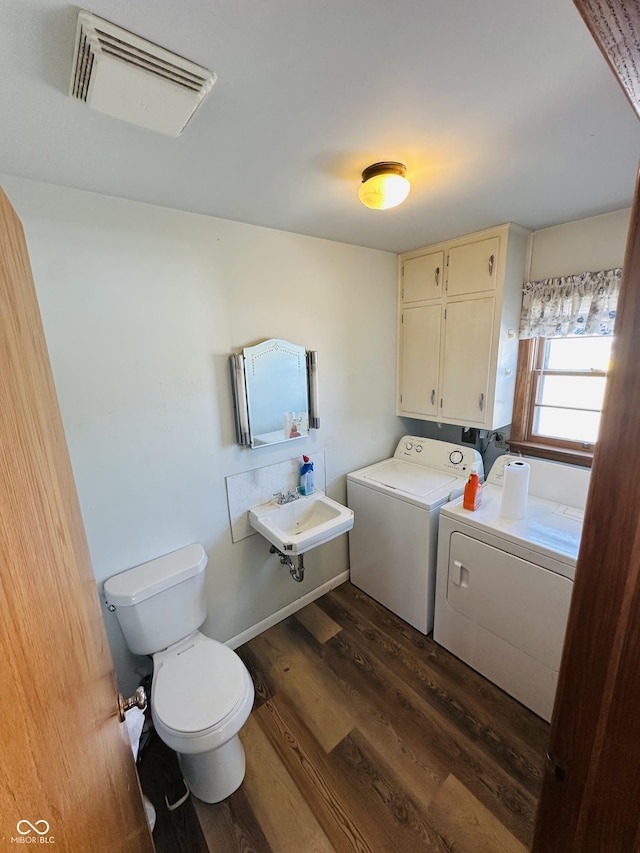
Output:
[{"xmin": 153, "ymin": 635, "xmax": 249, "ymax": 735}]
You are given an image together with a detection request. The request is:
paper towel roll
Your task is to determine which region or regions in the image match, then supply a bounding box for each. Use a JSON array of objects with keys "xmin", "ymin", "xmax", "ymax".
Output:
[{"xmin": 499, "ymin": 460, "xmax": 530, "ymax": 520}]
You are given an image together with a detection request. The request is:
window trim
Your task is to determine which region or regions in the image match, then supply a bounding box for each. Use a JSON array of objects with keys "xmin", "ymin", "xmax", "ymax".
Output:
[{"xmin": 510, "ymin": 338, "xmax": 595, "ymax": 468}]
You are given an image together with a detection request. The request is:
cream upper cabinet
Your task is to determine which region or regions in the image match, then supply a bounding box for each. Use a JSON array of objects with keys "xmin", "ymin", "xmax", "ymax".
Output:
[
  {"xmin": 446, "ymin": 236, "xmax": 500, "ymax": 296},
  {"xmin": 402, "ymin": 251, "xmax": 444, "ymax": 303},
  {"xmin": 440, "ymin": 297, "xmax": 494, "ymax": 423},
  {"xmin": 399, "ymin": 303, "xmax": 441, "ymax": 417},
  {"xmin": 397, "ymin": 224, "xmax": 529, "ymax": 429}
]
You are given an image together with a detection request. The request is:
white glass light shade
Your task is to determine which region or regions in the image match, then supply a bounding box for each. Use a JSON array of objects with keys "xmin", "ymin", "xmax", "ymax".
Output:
[{"xmin": 358, "ymin": 162, "xmax": 410, "ymax": 210}]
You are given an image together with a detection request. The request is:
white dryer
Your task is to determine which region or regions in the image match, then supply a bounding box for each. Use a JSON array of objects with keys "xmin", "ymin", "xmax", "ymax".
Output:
[
  {"xmin": 347, "ymin": 436, "xmax": 483, "ymax": 634},
  {"xmin": 434, "ymin": 455, "xmax": 590, "ymax": 721}
]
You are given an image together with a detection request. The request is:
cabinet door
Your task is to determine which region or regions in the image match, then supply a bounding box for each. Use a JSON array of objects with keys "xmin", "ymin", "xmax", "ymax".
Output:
[
  {"xmin": 446, "ymin": 236, "xmax": 499, "ymax": 296},
  {"xmin": 399, "ymin": 303, "xmax": 441, "ymax": 416},
  {"xmin": 440, "ymin": 297, "xmax": 494, "ymax": 424},
  {"xmin": 402, "ymin": 251, "xmax": 444, "ymax": 303}
]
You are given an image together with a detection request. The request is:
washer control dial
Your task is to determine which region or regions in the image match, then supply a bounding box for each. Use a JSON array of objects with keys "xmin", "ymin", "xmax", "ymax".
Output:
[
  {"xmin": 415, "ymin": 444, "xmax": 423, "ymax": 453},
  {"xmin": 405, "ymin": 442, "xmax": 413, "ymax": 451},
  {"xmin": 449, "ymin": 450, "xmax": 464, "ymax": 465}
]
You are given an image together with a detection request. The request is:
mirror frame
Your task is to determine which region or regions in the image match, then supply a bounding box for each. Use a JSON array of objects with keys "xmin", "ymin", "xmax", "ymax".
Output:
[{"xmin": 229, "ymin": 339, "xmax": 320, "ymax": 448}]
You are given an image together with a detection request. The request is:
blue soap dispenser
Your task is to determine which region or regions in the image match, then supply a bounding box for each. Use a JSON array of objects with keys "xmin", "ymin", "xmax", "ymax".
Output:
[{"xmin": 299, "ymin": 455, "xmax": 314, "ymax": 496}]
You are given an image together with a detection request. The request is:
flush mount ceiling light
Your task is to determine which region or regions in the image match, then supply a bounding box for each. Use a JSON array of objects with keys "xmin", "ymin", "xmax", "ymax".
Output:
[{"xmin": 358, "ymin": 161, "xmax": 410, "ymax": 210}]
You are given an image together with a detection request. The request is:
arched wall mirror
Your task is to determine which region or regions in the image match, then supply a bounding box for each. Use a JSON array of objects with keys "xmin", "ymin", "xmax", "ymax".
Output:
[{"xmin": 229, "ymin": 338, "xmax": 320, "ymax": 448}]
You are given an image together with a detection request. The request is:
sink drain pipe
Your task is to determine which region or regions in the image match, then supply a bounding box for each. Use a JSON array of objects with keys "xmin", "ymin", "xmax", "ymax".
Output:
[{"xmin": 269, "ymin": 545, "xmax": 305, "ymax": 582}]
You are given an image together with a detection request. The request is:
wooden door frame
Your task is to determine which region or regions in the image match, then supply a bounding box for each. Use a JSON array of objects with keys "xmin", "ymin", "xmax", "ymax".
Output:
[{"xmin": 533, "ymin": 2, "xmax": 640, "ymax": 849}]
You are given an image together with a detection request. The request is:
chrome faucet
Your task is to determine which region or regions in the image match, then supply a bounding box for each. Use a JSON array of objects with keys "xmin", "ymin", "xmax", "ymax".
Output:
[{"xmin": 274, "ymin": 489, "xmax": 299, "ymax": 505}]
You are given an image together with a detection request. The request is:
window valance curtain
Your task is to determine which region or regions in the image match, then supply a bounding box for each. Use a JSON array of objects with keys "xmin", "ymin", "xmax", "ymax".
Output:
[{"xmin": 519, "ymin": 268, "xmax": 622, "ymax": 339}]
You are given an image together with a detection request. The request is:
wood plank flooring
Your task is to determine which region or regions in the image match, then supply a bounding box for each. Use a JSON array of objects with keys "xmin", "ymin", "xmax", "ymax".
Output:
[{"xmin": 145, "ymin": 581, "xmax": 549, "ymax": 852}]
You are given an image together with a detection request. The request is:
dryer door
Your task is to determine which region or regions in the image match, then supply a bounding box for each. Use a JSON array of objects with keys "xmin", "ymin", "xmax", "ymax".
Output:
[{"xmin": 447, "ymin": 532, "xmax": 573, "ymax": 670}]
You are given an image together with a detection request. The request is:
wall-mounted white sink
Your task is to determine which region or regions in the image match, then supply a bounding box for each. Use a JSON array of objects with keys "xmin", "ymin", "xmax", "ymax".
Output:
[{"xmin": 248, "ymin": 491, "xmax": 354, "ymax": 555}]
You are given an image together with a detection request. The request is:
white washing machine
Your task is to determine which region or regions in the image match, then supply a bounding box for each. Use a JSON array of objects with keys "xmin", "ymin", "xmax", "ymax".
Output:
[
  {"xmin": 434, "ymin": 454, "xmax": 591, "ymax": 721},
  {"xmin": 347, "ymin": 436, "xmax": 483, "ymax": 634}
]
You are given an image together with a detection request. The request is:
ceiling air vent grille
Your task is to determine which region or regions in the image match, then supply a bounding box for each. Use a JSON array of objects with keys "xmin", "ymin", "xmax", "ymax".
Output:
[{"xmin": 70, "ymin": 10, "xmax": 216, "ymax": 136}]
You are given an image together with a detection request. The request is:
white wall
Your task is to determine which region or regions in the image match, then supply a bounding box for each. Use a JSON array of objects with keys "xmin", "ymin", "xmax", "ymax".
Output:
[
  {"xmin": 527, "ymin": 208, "xmax": 631, "ymax": 280},
  {"xmin": 2, "ymin": 175, "xmax": 400, "ymax": 694}
]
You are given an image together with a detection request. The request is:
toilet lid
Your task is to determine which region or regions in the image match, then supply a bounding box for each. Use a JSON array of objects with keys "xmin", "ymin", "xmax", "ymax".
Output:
[{"xmin": 153, "ymin": 641, "xmax": 247, "ymax": 734}]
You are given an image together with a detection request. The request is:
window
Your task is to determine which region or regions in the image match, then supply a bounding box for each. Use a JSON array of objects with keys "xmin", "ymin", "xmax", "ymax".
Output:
[{"xmin": 510, "ymin": 335, "xmax": 613, "ymax": 467}]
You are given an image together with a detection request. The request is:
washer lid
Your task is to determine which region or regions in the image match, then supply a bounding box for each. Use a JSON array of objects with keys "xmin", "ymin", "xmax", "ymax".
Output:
[
  {"xmin": 154, "ymin": 641, "xmax": 246, "ymax": 733},
  {"xmin": 360, "ymin": 460, "xmax": 458, "ymax": 497}
]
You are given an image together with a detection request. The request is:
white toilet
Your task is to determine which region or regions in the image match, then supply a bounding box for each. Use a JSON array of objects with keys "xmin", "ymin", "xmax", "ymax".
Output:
[{"xmin": 104, "ymin": 543, "xmax": 254, "ymax": 803}]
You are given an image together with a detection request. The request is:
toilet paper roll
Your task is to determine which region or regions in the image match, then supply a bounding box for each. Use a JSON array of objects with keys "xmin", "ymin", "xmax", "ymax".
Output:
[
  {"xmin": 143, "ymin": 796, "xmax": 156, "ymax": 832},
  {"xmin": 499, "ymin": 460, "xmax": 530, "ymax": 520},
  {"xmin": 125, "ymin": 706, "xmax": 145, "ymax": 762}
]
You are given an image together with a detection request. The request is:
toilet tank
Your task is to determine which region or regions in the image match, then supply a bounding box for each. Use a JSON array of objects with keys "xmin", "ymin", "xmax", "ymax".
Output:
[{"xmin": 104, "ymin": 544, "xmax": 208, "ymax": 655}]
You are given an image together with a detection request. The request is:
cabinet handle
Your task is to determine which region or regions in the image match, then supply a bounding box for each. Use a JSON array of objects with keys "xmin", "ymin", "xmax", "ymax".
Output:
[
  {"xmin": 431, "ymin": 389, "xmax": 436, "ymax": 406},
  {"xmin": 435, "ymin": 267, "xmax": 440, "ymax": 287},
  {"xmin": 488, "ymin": 254, "xmax": 494, "ymax": 277},
  {"xmin": 479, "ymin": 393, "xmax": 484, "ymax": 412}
]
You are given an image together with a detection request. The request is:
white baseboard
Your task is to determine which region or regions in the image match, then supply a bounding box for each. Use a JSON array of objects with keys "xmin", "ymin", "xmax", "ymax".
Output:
[{"xmin": 224, "ymin": 571, "xmax": 349, "ymax": 650}]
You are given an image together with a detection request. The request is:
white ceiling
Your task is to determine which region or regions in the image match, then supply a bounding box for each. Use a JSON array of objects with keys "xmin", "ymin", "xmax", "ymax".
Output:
[{"xmin": 2, "ymin": 0, "xmax": 639, "ymax": 253}]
